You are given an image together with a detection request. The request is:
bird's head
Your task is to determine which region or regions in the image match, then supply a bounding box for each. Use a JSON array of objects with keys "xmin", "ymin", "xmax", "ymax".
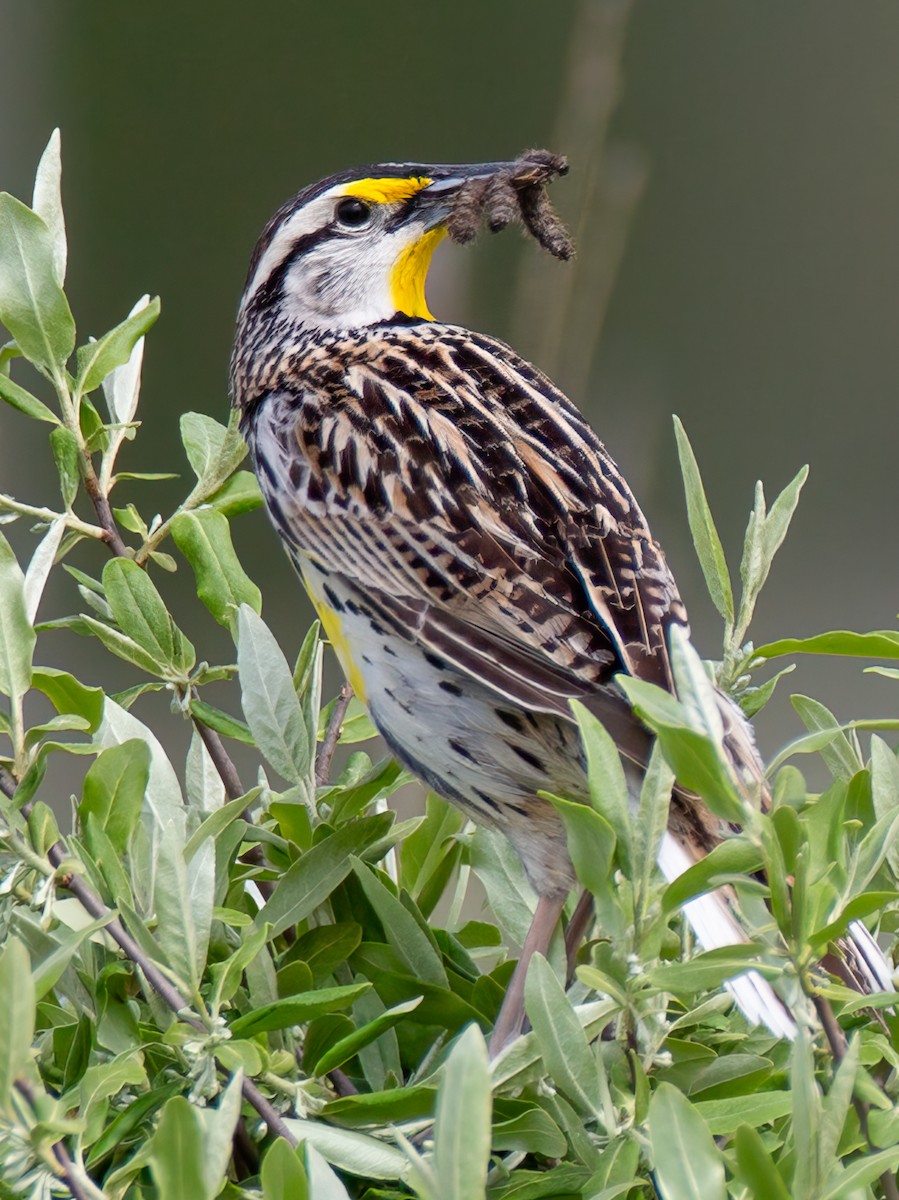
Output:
[{"xmin": 237, "ymin": 158, "xmax": 538, "ymax": 335}]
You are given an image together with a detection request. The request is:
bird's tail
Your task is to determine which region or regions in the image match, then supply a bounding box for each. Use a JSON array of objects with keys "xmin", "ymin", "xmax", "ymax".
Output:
[
  {"xmin": 657, "ymin": 830, "xmax": 797, "ymax": 1039},
  {"xmin": 658, "ymin": 686, "xmax": 894, "ymax": 1037}
]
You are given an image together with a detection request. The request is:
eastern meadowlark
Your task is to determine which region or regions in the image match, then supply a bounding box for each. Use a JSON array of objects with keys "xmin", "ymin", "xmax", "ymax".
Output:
[{"xmin": 231, "ymin": 152, "xmax": 889, "ymax": 1050}]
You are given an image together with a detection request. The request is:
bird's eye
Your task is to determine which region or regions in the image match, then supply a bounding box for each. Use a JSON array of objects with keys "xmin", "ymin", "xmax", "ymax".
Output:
[{"xmin": 335, "ymin": 197, "xmax": 373, "ymax": 228}]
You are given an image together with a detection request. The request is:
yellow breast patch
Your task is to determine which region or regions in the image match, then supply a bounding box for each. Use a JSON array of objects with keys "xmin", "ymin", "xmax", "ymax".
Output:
[{"xmin": 303, "ymin": 580, "xmax": 369, "ymax": 703}]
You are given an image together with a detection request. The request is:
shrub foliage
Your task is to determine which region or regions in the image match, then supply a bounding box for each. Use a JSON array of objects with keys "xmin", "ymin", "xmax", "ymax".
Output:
[{"xmin": 1, "ymin": 133, "xmax": 899, "ymax": 1199}]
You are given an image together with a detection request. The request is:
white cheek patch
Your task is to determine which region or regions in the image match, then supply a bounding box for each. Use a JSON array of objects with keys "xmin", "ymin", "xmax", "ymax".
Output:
[{"xmin": 242, "ymin": 180, "xmax": 427, "ymax": 331}]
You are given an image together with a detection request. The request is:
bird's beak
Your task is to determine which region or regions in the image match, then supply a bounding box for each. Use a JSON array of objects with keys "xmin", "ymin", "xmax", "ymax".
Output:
[{"xmin": 411, "ymin": 161, "xmax": 519, "ymax": 228}]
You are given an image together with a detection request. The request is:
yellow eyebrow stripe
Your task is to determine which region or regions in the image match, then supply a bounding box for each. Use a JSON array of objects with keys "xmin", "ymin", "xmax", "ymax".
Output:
[{"xmin": 342, "ymin": 176, "xmax": 432, "ymax": 204}]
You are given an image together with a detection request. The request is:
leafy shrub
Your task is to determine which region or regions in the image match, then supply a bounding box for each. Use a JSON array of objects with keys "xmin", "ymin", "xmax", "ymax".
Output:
[{"xmin": 1, "ymin": 132, "xmax": 899, "ymax": 1199}]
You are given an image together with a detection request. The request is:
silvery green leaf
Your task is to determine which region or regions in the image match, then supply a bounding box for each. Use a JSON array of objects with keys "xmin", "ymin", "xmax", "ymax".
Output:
[
  {"xmin": 469, "ymin": 826, "xmax": 535, "ymax": 946},
  {"xmin": 790, "ymin": 1027, "xmax": 822, "ymax": 1199},
  {"xmin": 791, "ymin": 694, "xmax": 862, "ymax": 780},
  {"xmin": 571, "ymin": 699, "xmax": 632, "ymax": 874},
  {"xmin": 0, "ymin": 371, "xmax": 59, "ymax": 423},
  {"xmin": 154, "ymin": 823, "xmax": 197, "ymax": 989},
  {"xmin": 0, "ymin": 528, "xmax": 35, "ymax": 702},
  {"xmin": 78, "ymin": 294, "xmax": 159, "ymax": 396},
  {"xmin": 23, "ymin": 516, "xmax": 64, "ymax": 624},
  {"xmin": 524, "ymin": 953, "xmax": 600, "ymax": 1118},
  {"xmin": 0, "ymin": 192, "xmax": 75, "ymax": 370},
  {"xmin": 284, "ymin": 1122, "xmax": 408, "ymax": 1183},
  {"xmin": 668, "ymin": 624, "xmax": 724, "ymax": 745},
  {"xmin": 737, "ymin": 465, "xmax": 808, "ymax": 640},
  {"xmin": 185, "ymin": 729, "xmax": 226, "ymax": 813},
  {"xmin": 0, "ymin": 936, "xmax": 35, "ymax": 1111},
  {"xmin": 237, "ymin": 604, "xmax": 311, "ymax": 786},
  {"xmin": 648, "ymin": 1083, "xmax": 726, "ymax": 1200},
  {"xmin": 31, "ymin": 129, "xmax": 66, "ymax": 287},
  {"xmin": 102, "ymin": 294, "xmax": 151, "ymax": 424},
  {"xmin": 186, "ymin": 839, "xmax": 214, "ymax": 979},
  {"xmin": 147, "ymin": 1097, "xmax": 207, "ymax": 1200},
  {"xmin": 303, "ymin": 1146, "xmax": 353, "ymax": 1199},
  {"xmin": 432, "ymin": 1024, "xmax": 491, "ymax": 1200},
  {"xmin": 871, "ymin": 735, "xmax": 899, "ymax": 877},
  {"xmin": 170, "ymin": 507, "xmax": 262, "ymax": 629},
  {"xmin": 195, "ymin": 1070, "xmax": 242, "ymax": 1197},
  {"xmin": 673, "ymin": 416, "xmax": 733, "ymax": 624},
  {"xmin": 181, "ymin": 409, "xmax": 247, "ymax": 496},
  {"xmin": 98, "ymin": 699, "xmax": 184, "ymax": 833}
]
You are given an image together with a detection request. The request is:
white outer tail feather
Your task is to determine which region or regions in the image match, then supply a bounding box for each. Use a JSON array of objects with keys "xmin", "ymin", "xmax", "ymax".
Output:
[{"xmin": 657, "ymin": 832, "xmax": 797, "ymax": 1039}]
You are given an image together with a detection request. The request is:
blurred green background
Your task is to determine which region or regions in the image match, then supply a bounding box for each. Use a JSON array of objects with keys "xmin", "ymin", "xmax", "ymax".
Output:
[{"xmin": 2, "ymin": 0, "xmax": 898, "ymax": 761}]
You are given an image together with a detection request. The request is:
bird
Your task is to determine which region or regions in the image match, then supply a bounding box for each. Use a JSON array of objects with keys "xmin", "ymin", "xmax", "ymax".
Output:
[{"xmin": 230, "ymin": 153, "xmax": 889, "ymax": 1052}]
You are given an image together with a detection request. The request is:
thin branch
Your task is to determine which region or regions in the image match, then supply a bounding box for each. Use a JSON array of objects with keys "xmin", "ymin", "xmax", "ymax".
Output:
[
  {"xmin": 81, "ymin": 468, "xmax": 129, "ymax": 557},
  {"xmin": 194, "ymin": 713, "xmax": 246, "ymax": 803},
  {"xmin": 316, "ymin": 683, "xmax": 353, "ymax": 786},
  {"xmin": 15, "ymin": 1078, "xmax": 94, "ymax": 1200}
]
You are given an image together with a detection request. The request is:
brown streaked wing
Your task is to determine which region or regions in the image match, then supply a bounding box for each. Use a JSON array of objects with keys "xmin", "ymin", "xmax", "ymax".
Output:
[{"xmin": 249, "ymin": 321, "xmax": 689, "ymax": 704}]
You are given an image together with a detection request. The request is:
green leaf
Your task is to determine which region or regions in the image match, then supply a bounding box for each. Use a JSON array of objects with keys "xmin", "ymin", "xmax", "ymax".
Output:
[
  {"xmin": 693, "ymin": 1091, "xmax": 793, "ymax": 1135},
  {"xmin": 570, "ymin": 700, "xmax": 632, "ymax": 875},
  {"xmin": 262, "ymin": 1138, "xmax": 309, "ymax": 1200},
  {"xmin": 790, "ymin": 1027, "xmax": 822, "ymax": 1199},
  {"xmin": 101, "ymin": 294, "xmax": 151, "ymax": 425},
  {"xmin": 153, "ymin": 823, "xmax": 200, "ymax": 989},
  {"xmin": 544, "ymin": 792, "xmax": 621, "ymax": 934},
  {"xmin": 737, "ymin": 467, "xmax": 807, "ymax": 640},
  {"xmin": 738, "ymin": 664, "xmax": 795, "ymax": 718},
  {"xmin": 49, "ymin": 424, "xmax": 80, "ymax": 508},
  {"xmin": 618, "ymin": 675, "xmax": 742, "ymax": 821},
  {"xmin": 820, "ymin": 1147, "xmax": 899, "ymax": 1199},
  {"xmin": 180, "ymin": 409, "xmax": 247, "ymax": 494},
  {"xmin": 102, "ymin": 557, "xmax": 195, "ymax": 678},
  {"xmin": 237, "ymin": 604, "xmax": 311, "ymax": 784},
  {"xmin": 31, "ymin": 129, "xmax": 66, "ymax": 286},
  {"xmin": 649, "ymin": 944, "xmax": 768, "ymax": 994},
  {"xmin": 432, "ymin": 1024, "xmax": 492, "ymax": 1200},
  {"xmin": 673, "ymin": 415, "xmax": 733, "ymax": 624},
  {"xmin": 648, "ymin": 1082, "xmax": 726, "ymax": 1200},
  {"xmin": 662, "ymin": 837, "xmax": 762, "ymax": 913},
  {"xmin": 188, "ymin": 697, "xmax": 254, "ymax": 745},
  {"xmin": 791, "ymin": 694, "xmax": 862, "ymax": 780},
  {"xmin": 871, "ymin": 735, "xmax": 899, "ymax": 877},
  {"xmin": 194, "ymin": 1070, "xmax": 243, "ymax": 1198},
  {"xmin": 0, "ymin": 192, "xmax": 75, "ymax": 370},
  {"xmin": 147, "ymin": 1096, "xmax": 209, "ymax": 1200},
  {"xmin": 258, "ymin": 812, "xmax": 395, "ymax": 938},
  {"xmin": 524, "ymin": 953, "xmax": 600, "ymax": 1118},
  {"xmin": 230, "ymin": 984, "xmax": 371, "ymax": 1038},
  {"xmin": 206, "ymin": 468, "xmax": 264, "ymax": 516},
  {"xmin": 758, "ymin": 629, "xmax": 899, "ymax": 660},
  {"xmin": 735, "ymin": 1124, "xmax": 791, "ymax": 1200},
  {"xmin": 76, "ymin": 295, "xmax": 160, "ymax": 394},
  {"xmin": 0, "ymin": 529, "xmax": 35, "ymax": 701},
  {"xmin": 0, "ymin": 371, "xmax": 59, "ymax": 423},
  {"xmin": 0, "ymin": 937, "xmax": 35, "ymax": 1112},
  {"xmin": 311, "ymin": 996, "xmax": 423, "ymax": 1075},
  {"xmin": 80, "ymin": 613, "xmax": 168, "ymax": 677},
  {"xmin": 171, "ymin": 507, "xmax": 261, "ymax": 627},
  {"xmin": 351, "ymin": 858, "xmax": 447, "ymax": 987},
  {"xmin": 80, "ymin": 739, "xmax": 150, "ymax": 852}
]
